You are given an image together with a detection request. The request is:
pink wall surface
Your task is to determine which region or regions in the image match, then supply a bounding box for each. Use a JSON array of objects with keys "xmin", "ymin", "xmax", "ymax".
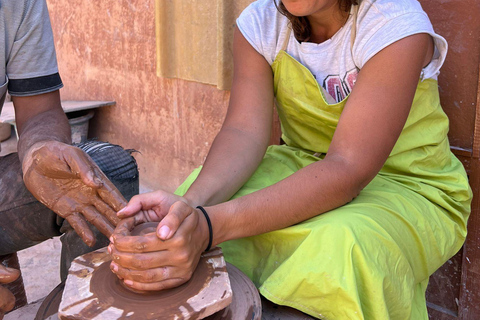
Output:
[{"xmin": 47, "ymin": 0, "xmax": 230, "ymax": 191}]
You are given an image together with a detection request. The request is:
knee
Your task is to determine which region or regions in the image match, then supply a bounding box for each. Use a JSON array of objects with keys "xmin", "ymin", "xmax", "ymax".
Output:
[{"xmin": 77, "ymin": 141, "xmax": 139, "ymax": 201}]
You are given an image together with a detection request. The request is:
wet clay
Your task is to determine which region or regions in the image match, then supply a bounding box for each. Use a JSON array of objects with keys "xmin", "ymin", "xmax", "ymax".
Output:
[
  {"xmin": 118, "ymin": 222, "xmax": 160, "ymax": 294},
  {"xmin": 59, "ymin": 247, "xmax": 233, "ymax": 320},
  {"xmin": 40, "ymin": 252, "xmax": 262, "ymax": 320},
  {"xmin": 130, "ymin": 222, "xmax": 158, "ymax": 236}
]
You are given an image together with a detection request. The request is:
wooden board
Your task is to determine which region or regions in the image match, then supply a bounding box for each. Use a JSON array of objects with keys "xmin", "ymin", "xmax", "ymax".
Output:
[{"xmin": 0, "ymin": 100, "xmax": 115, "ymax": 124}]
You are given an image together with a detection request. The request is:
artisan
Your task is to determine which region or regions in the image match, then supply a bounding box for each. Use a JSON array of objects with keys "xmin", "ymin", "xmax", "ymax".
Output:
[{"xmin": 0, "ymin": 1, "xmax": 138, "ymax": 318}]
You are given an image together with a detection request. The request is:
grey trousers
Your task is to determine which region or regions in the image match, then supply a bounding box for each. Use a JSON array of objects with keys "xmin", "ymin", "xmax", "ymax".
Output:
[{"xmin": 0, "ymin": 143, "xmax": 139, "ymax": 280}]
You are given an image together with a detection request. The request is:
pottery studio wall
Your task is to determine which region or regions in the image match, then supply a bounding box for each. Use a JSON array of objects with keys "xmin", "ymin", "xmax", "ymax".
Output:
[{"xmin": 46, "ymin": 0, "xmax": 253, "ymax": 192}]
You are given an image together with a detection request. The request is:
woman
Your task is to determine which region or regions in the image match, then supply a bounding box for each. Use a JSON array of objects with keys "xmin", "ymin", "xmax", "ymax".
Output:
[{"xmin": 109, "ymin": 0, "xmax": 471, "ymax": 318}]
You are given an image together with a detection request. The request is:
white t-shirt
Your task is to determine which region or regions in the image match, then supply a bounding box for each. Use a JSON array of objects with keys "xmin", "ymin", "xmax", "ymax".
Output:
[
  {"xmin": 237, "ymin": 0, "xmax": 447, "ymax": 102},
  {"xmin": 0, "ymin": 0, "xmax": 63, "ymax": 112}
]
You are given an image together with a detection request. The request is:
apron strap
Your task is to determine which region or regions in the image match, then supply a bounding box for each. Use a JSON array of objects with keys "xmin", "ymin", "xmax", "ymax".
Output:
[
  {"xmin": 350, "ymin": 5, "xmax": 359, "ymax": 49},
  {"xmin": 350, "ymin": 5, "xmax": 360, "ymax": 70},
  {"xmin": 282, "ymin": 26, "xmax": 292, "ymax": 51}
]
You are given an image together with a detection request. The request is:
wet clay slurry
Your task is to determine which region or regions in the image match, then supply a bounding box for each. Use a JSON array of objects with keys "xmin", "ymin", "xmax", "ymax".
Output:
[
  {"xmin": 89, "ymin": 259, "xmax": 213, "ymax": 319},
  {"xmin": 59, "ymin": 246, "xmax": 234, "ymax": 320},
  {"xmin": 130, "ymin": 222, "xmax": 159, "ymax": 236}
]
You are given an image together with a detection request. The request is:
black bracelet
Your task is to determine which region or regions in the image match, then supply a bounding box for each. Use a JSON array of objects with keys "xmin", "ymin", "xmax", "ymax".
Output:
[{"xmin": 196, "ymin": 206, "xmax": 213, "ymax": 252}]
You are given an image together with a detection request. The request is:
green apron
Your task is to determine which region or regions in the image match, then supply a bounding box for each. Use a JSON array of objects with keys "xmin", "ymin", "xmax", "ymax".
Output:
[{"xmin": 176, "ymin": 24, "xmax": 471, "ymax": 320}]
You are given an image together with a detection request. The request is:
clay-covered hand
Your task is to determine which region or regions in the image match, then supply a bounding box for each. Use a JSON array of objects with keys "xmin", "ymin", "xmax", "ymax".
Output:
[
  {"xmin": 116, "ymin": 190, "xmax": 190, "ymax": 238},
  {"xmin": 22, "ymin": 141, "xmax": 127, "ymax": 247},
  {"xmin": 0, "ymin": 265, "xmax": 20, "ymax": 319},
  {"xmin": 109, "ymin": 201, "xmax": 209, "ymax": 291}
]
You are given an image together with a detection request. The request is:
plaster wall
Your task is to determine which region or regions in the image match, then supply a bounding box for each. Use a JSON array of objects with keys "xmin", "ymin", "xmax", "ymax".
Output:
[{"xmin": 47, "ymin": 0, "xmax": 230, "ymax": 192}]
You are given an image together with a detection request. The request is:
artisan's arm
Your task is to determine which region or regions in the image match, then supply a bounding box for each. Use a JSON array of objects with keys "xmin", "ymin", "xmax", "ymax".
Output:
[
  {"xmin": 14, "ymin": 91, "xmax": 126, "ymax": 246},
  {"xmin": 15, "ymin": 90, "xmax": 70, "ymax": 164},
  {"xmin": 4, "ymin": 0, "xmax": 126, "ymax": 247}
]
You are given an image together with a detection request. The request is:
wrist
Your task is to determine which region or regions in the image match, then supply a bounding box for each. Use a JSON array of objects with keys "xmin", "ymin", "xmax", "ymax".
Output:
[
  {"xmin": 195, "ymin": 207, "xmax": 211, "ymax": 252},
  {"xmin": 183, "ymin": 190, "xmax": 207, "ymax": 208},
  {"xmin": 196, "ymin": 206, "xmax": 213, "ymax": 252},
  {"xmin": 21, "ymin": 141, "xmax": 50, "ymax": 176}
]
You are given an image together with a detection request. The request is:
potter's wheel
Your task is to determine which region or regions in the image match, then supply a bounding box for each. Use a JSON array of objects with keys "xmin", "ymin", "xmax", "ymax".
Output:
[{"xmin": 36, "ymin": 248, "xmax": 261, "ymax": 320}]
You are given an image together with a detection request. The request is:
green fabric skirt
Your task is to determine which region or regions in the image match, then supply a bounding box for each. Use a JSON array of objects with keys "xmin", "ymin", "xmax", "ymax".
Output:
[{"xmin": 176, "ymin": 145, "xmax": 468, "ymax": 320}]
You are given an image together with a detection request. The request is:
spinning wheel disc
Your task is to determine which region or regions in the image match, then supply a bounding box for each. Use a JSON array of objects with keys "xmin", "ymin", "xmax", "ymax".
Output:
[{"xmin": 53, "ymin": 247, "xmax": 261, "ymax": 319}]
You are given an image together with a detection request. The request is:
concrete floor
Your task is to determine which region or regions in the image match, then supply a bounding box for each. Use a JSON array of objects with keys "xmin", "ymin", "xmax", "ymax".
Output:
[{"xmin": 4, "ymin": 239, "xmax": 61, "ymax": 320}]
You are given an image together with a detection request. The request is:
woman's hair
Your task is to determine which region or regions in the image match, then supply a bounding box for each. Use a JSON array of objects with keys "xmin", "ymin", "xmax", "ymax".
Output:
[{"xmin": 274, "ymin": 0, "xmax": 358, "ymax": 42}]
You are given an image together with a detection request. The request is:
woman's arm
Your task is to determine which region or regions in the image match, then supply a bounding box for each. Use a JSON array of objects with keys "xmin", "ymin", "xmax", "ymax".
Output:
[
  {"xmin": 182, "ymin": 28, "xmax": 275, "ymax": 207},
  {"xmin": 208, "ymin": 33, "xmax": 433, "ymax": 245}
]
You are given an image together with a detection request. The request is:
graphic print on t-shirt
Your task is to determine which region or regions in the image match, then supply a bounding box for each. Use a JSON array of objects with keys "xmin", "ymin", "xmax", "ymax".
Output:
[{"xmin": 323, "ymin": 68, "xmax": 358, "ymax": 102}]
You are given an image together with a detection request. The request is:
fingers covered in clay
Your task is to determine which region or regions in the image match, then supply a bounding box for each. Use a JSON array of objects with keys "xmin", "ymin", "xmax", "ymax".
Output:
[
  {"xmin": 65, "ymin": 148, "xmax": 103, "ymax": 188},
  {"xmin": 112, "ymin": 201, "xmax": 198, "ymax": 252},
  {"xmin": 0, "ymin": 266, "xmax": 20, "ymax": 318},
  {"xmin": 110, "ymin": 263, "xmax": 180, "ymax": 283},
  {"xmin": 66, "ymin": 213, "xmax": 97, "ymax": 247},
  {"xmin": 116, "ymin": 192, "xmax": 160, "ymax": 218},
  {"xmin": 155, "ymin": 201, "xmax": 195, "ymax": 240},
  {"xmin": 116, "ymin": 190, "xmax": 187, "ymax": 221},
  {"xmin": 0, "ymin": 286, "xmax": 16, "ymax": 318},
  {"xmin": 110, "ymin": 254, "xmax": 196, "ymax": 291},
  {"xmin": 123, "ymin": 278, "xmax": 189, "ymax": 292},
  {"xmin": 109, "ymin": 246, "xmax": 170, "ymax": 270},
  {"xmin": 109, "ymin": 202, "xmax": 209, "ymax": 291},
  {"xmin": 81, "ymin": 206, "xmax": 115, "ymax": 238},
  {"xmin": 22, "ymin": 141, "xmax": 127, "ymax": 246},
  {"xmin": 66, "ymin": 150, "xmax": 126, "ymax": 223},
  {"xmin": 0, "ymin": 265, "xmax": 20, "ymax": 284}
]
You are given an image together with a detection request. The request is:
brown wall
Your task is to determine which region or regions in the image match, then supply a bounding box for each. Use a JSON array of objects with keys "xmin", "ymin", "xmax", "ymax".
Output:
[{"xmin": 47, "ymin": 0, "xmax": 230, "ymax": 192}]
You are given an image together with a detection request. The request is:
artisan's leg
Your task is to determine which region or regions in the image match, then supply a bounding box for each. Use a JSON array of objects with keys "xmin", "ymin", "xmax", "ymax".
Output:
[
  {"xmin": 0, "ymin": 153, "xmax": 60, "ymax": 255},
  {"xmin": 59, "ymin": 141, "xmax": 139, "ymax": 280}
]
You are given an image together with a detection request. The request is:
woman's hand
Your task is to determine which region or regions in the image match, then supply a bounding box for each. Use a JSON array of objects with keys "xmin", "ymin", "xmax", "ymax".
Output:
[
  {"xmin": 0, "ymin": 265, "xmax": 20, "ymax": 320},
  {"xmin": 116, "ymin": 190, "xmax": 190, "ymax": 239},
  {"xmin": 109, "ymin": 201, "xmax": 209, "ymax": 291},
  {"xmin": 22, "ymin": 141, "xmax": 126, "ymax": 246}
]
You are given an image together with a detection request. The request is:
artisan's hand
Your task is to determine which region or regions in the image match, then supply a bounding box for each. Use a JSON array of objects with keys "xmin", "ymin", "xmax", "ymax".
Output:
[
  {"xmin": 109, "ymin": 201, "xmax": 209, "ymax": 291},
  {"xmin": 22, "ymin": 141, "xmax": 127, "ymax": 247},
  {"xmin": 0, "ymin": 265, "xmax": 20, "ymax": 319}
]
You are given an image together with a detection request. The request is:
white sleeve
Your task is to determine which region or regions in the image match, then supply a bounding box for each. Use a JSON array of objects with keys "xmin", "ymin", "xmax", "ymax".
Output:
[
  {"xmin": 235, "ymin": 0, "xmax": 283, "ymax": 65},
  {"xmin": 7, "ymin": 0, "xmax": 60, "ymax": 80},
  {"xmin": 354, "ymin": 0, "xmax": 447, "ymax": 80}
]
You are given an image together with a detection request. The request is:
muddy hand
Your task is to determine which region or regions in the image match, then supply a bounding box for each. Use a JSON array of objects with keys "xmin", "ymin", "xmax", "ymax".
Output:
[
  {"xmin": 0, "ymin": 265, "xmax": 20, "ymax": 319},
  {"xmin": 22, "ymin": 141, "xmax": 127, "ymax": 247},
  {"xmin": 117, "ymin": 189, "xmax": 188, "ymax": 222},
  {"xmin": 109, "ymin": 201, "xmax": 209, "ymax": 291}
]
